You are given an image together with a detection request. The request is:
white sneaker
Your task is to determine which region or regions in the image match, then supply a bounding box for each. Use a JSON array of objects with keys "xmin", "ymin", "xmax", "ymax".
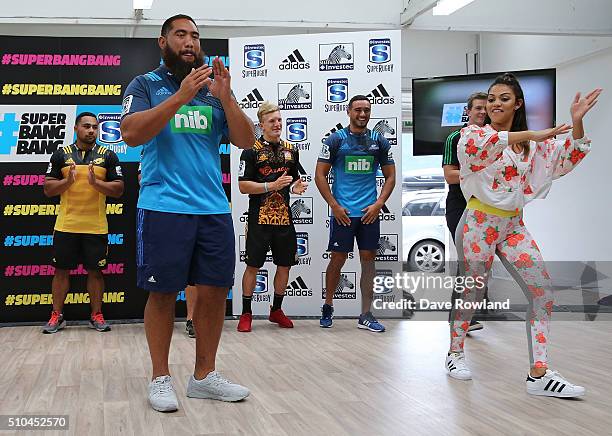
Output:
[
  {"xmin": 445, "ymin": 352, "xmax": 472, "ymax": 380},
  {"xmin": 148, "ymin": 375, "xmax": 179, "ymax": 412},
  {"xmin": 186, "ymin": 371, "xmax": 250, "ymax": 402},
  {"xmin": 526, "ymin": 369, "xmax": 585, "ymax": 398}
]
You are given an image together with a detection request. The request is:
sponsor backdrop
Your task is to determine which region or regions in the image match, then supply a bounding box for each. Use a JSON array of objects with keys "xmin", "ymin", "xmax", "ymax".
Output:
[
  {"xmin": 0, "ymin": 36, "xmax": 230, "ymax": 323},
  {"xmin": 230, "ymin": 30, "xmax": 403, "ymax": 317}
]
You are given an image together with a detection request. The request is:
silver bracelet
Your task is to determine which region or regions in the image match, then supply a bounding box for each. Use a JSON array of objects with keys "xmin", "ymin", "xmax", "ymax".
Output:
[{"xmin": 264, "ymin": 182, "xmax": 268, "ymax": 193}]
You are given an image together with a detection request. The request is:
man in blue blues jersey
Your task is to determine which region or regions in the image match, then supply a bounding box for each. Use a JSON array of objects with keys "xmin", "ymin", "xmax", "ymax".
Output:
[
  {"xmin": 315, "ymin": 95, "xmax": 396, "ymax": 332},
  {"xmin": 120, "ymin": 14, "xmax": 254, "ymax": 412}
]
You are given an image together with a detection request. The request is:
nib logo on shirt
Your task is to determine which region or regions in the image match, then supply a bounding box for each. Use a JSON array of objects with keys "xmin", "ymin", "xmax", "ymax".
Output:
[{"xmin": 171, "ymin": 105, "xmax": 212, "ymax": 134}]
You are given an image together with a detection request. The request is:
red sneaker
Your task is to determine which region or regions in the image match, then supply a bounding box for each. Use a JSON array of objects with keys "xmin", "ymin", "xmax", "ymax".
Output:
[
  {"xmin": 269, "ymin": 308, "xmax": 293, "ymax": 328},
  {"xmin": 237, "ymin": 313, "xmax": 252, "ymax": 332}
]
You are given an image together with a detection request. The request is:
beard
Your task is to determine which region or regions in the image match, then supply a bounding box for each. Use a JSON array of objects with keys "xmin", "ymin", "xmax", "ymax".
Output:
[{"xmin": 162, "ymin": 45, "xmax": 205, "ymax": 82}]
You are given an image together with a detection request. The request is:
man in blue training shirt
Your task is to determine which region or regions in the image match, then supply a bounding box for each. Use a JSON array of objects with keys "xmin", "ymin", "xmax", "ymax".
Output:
[
  {"xmin": 120, "ymin": 14, "xmax": 254, "ymax": 412},
  {"xmin": 315, "ymin": 95, "xmax": 396, "ymax": 332}
]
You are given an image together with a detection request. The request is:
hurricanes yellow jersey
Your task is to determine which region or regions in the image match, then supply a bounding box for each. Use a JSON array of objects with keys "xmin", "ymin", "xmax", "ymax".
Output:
[{"xmin": 46, "ymin": 143, "xmax": 123, "ymax": 234}]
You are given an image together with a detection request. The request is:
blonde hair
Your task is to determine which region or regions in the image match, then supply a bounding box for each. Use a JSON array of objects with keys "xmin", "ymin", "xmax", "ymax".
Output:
[{"xmin": 257, "ymin": 101, "xmax": 280, "ymax": 122}]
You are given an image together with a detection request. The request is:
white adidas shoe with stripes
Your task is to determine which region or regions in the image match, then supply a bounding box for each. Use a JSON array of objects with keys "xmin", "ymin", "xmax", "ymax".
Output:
[
  {"xmin": 445, "ymin": 352, "xmax": 472, "ymax": 380},
  {"xmin": 526, "ymin": 369, "xmax": 585, "ymax": 398}
]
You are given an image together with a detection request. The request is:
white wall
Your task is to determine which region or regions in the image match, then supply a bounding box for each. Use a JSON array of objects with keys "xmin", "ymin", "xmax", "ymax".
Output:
[
  {"xmin": 401, "ymin": 29, "xmax": 478, "ymax": 89},
  {"xmin": 481, "ymin": 35, "xmax": 612, "ymax": 263}
]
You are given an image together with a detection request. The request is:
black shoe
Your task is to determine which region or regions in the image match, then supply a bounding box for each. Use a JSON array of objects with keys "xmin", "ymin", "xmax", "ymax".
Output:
[
  {"xmin": 467, "ymin": 320, "xmax": 483, "ymax": 332},
  {"xmin": 186, "ymin": 319, "xmax": 195, "ymax": 338}
]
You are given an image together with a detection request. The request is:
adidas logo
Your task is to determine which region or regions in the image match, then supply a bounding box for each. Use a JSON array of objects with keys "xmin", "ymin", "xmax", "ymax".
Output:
[
  {"xmin": 333, "ymin": 242, "xmax": 339, "ymax": 247},
  {"xmin": 148, "ymin": 276, "xmax": 157, "ymax": 283},
  {"xmin": 279, "ymin": 49, "xmax": 310, "ymax": 70},
  {"xmin": 156, "ymin": 87, "xmax": 172, "ymax": 96},
  {"xmin": 367, "ymin": 84, "xmax": 395, "ymax": 105},
  {"xmin": 239, "ymin": 88, "xmax": 265, "ymax": 109},
  {"xmin": 285, "ymin": 276, "xmax": 312, "ymax": 297},
  {"xmin": 322, "ymin": 123, "xmax": 345, "ymax": 143}
]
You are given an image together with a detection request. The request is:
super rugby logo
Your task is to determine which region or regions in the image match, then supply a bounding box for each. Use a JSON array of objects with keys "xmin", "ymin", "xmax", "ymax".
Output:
[
  {"xmin": 278, "ymin": 82, "xmax": 312, "ymax": 110},
  {"xmin": 279, "ymin": 49, "xmax": 310, "ymax": 70},
  {"xmin": 242, "ymin": 44, "xmax": 268, "ymax": 78},
  {"xmin": 253, "ymin": 269, "xmax": 271, "ymax": 302},
  {"xmin": 368, "ymin": 38, "xmax": 394, "ymax": 73},
  {"xmin": 319, "ymin": 43, "xmax": 354, "ymax": 71},
  {"xmin": 295, "ymin": 232, "xmax": 311, "ymax": 265},
  {"xmin": 325, "ymin": 78, "xmax": 349, "ymax": 113},
  {"xmin": 285, "ymin": 117, "xmax": 310, "ymax": 151},
  {"xmin": 98, "ymin": 113, "xmax": 122, "ymax": 144}
]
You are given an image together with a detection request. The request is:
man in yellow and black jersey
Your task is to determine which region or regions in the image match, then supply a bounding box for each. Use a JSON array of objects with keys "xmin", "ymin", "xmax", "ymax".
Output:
[
  {"xmin": 42, "ymin": 112, "xmax": 124, "ymax": 334},
  {"xmin": 237, "ymin": 102, "xmax": 308, "ymax": 332}
]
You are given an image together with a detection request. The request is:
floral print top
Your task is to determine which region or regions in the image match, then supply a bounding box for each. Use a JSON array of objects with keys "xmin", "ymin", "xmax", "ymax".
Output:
[{"xmin": 457, "ymin": 124, "xmax": 591, "ymax": 211}]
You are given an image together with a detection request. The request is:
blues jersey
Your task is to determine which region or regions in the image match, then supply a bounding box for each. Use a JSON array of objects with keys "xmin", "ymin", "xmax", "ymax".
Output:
[
  {"xmin": 121, "ymin": 64, "xmax": 229, "ymax": 214},
  {"xmin": 318, "ymin": 127, "xmax": 394, "ymax": 217}
]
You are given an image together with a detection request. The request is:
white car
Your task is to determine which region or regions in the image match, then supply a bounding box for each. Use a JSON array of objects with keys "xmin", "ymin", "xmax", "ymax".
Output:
[{"xmin": 402, "ymin": 189, "xmax": 446, "ymax": 273}]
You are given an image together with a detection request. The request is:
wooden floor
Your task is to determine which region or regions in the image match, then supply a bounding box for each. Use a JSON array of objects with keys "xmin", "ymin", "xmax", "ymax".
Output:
[{"xmin": 1, "ymin": 318, "xmax": 611, "ymax": 436}]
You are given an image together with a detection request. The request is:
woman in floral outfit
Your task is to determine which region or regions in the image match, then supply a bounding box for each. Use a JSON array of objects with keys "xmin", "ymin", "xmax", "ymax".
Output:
[{"xmin": 445, "ymin": 72, "xmax": 602, "ymax": 398}]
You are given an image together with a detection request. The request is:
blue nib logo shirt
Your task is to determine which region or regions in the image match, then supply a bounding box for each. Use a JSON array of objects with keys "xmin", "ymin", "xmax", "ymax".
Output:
[
  {"xmin": 122, "ymin": 65, "xmax": 230, "ymax": 214},
  {"xmin": 317, "ymin": 127, "xmax": 394, "ymax": 217}
]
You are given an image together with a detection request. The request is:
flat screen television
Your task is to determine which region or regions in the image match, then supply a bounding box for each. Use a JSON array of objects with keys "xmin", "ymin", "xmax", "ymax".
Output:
[{"xmin": 412, "ymin": 68, "xmax": 556, "ymax": 156}]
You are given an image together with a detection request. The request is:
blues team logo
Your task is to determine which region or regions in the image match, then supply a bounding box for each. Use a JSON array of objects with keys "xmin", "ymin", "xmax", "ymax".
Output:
[
  {"xmin": 319, "ymin": 43, "xmax": 354, "ymax": 71},
  {"xmin": 242, "ymin": 44, "xmax": 268, "ymax": 78},
  {"xmin": 368, "ymin": 38, "xmax": 394, "ymax": 73},
  {"xmin": 98, "ymin": 113, "xmax": 122, "ymax": 144}
]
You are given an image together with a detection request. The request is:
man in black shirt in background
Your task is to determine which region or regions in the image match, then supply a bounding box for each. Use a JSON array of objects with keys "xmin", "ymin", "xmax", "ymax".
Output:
[{"xmin": 442, "ymin": 92, "xmax": 487, "ymax": 331}]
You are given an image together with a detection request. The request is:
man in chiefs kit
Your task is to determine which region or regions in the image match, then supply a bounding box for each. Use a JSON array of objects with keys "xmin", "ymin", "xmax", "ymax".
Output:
[
  {"xmin": 236, "ymin": 102, "xmax": 308, "ymax": 332},
  {"xmin": 120, "ymin": 14, "xmax": 254, "ymax": 412}
]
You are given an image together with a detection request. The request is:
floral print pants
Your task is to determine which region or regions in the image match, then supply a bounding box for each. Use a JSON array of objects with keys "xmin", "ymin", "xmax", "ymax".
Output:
[{"xmin": 450, "ymin": 208, "xmax": 553, "ymax": 368}]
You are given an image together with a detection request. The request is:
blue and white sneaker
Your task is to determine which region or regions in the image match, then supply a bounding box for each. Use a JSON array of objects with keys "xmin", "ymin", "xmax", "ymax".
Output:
[
  {"xmin": 357, "ymin": 312, "xmax": 385, "ymax": 332},
  {"xmin": 320, "ymin": 304, "xmax": 333, "ymax": 328}
]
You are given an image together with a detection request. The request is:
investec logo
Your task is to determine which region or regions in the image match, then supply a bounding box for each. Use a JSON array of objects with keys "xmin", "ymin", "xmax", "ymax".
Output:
[
  {"xmin": 290, "ymin": 197, "xmax": 313, "ymax": 225},
  {"xmin": 0, "ymin": 111, "xmax": 67, "ymax": 155},
  {"xmin": 345, "ymin": 155, "xmax": 374, "ymax": 174},
  {"xmin": 366, "ymin": 83, "xmax": 395, "ymax": 105},
  {"xmin": 319, "ymin": 43, "xmax": 354, "ymax": 71},
  {"xmin": 285, "ymin": 117, "xmax": 310, "ymax": 151},
  {"xmin": 376, "ymin": 234, "xmax": 399, "ymax": 261},
  {"xmin": 278, "ymin": 82, "xmax": 312, "ymax": 111},
  {"xmin": 368, "ymin": 38, "xmax": 394, "ymax": 73},
  {"xmin": 322, "ymin": 272, "xmax": 357, "ymax": 300},
  {"xmin": 325, "ymin": 78, "xmax": 349, "ymax": 113},
  {"xmin": 242, "ymin": 44, "xmax": 268, "ymax": 78},
  {"xmin": 371, "ymin": 117, "xmax": 397, "ymax": 146},
  {"xmin": 253, "ymin": 269, "xmax": 271, "ymax": 303},
  {"xmin": 279, "ymin": 49, "xmax": 310, "ymax": 70},
  {"xmin": 171, "ymin": 106, "xmax": 212, "ymax": 134}
]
